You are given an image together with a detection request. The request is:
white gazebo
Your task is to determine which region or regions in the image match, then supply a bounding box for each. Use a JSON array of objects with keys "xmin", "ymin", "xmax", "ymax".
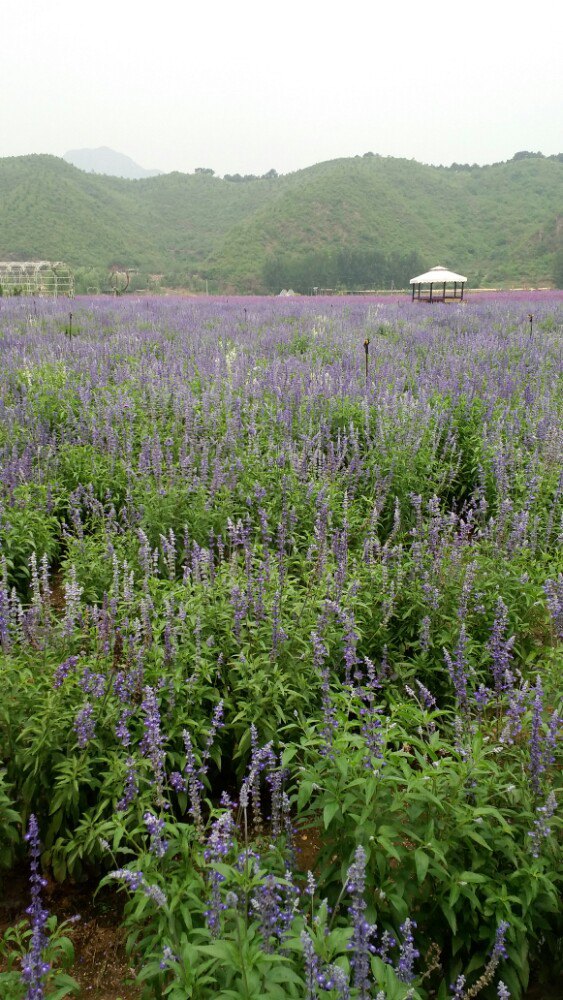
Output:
[{"xmin": 410, "ymin": 264, "xmax": 467, "ymax": 302}]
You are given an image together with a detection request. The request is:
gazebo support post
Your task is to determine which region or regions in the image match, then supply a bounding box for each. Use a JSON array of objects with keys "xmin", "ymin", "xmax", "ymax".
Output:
[
  {"xmin": 454, "ymin": 282, "xmax": 457, "ymax": 299},
  {"xmin": 429, "ymin": 282, "xmax": 433, "ymax": 303},
  {"xmin": 461, "ymin": 284, "xmax": 464, "ymax": 301},
  {"xmin": 411, "ymin": 284, "xmax": 415, "ymax": 301},
  {"xmin": 443, "ymin": 282, "xmax": 446, "ymax": 301}
]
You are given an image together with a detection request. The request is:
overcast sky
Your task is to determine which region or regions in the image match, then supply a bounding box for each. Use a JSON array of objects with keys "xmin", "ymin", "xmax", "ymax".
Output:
[{"xmin": 2, "ymin": 0, "xmax": 562, "ymax": 176}]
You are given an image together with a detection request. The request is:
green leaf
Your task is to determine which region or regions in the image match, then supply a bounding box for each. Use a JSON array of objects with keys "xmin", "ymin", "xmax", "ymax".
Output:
[
  {"xmin": 457, "ymin": 871, "xmax": 489, "ymax": 884},
  {"xmin": 414, "ymin": 849, "xmax": 429, "ymax": 884},
  {"xmin": 297, "ymin": 781, "xmax": 314, "ymax": 811},
  {"xmin": 323, "ymin": 801, "xmax": 340, "ymax": 829}
]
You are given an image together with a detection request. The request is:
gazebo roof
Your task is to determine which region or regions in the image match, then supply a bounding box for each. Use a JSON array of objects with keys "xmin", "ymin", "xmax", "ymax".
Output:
[{"xmin": 410, "ymin": 265, "xmax": 467, "ymax": 284}]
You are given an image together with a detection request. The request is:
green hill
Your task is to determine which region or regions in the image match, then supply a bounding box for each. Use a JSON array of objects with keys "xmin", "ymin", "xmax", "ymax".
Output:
[{"xmin": 0, "ymin": 152, "xmax": 561, "ymax": 292}]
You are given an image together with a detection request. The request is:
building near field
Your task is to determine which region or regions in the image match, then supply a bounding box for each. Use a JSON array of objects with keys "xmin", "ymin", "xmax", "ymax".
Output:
[
  {"xmin": 0, "ymin": 261, "xmax": 74, "ymax": 297},
  {"xmin": 410, "ymin": 264, "xmax": 466, "ymax": 302}
]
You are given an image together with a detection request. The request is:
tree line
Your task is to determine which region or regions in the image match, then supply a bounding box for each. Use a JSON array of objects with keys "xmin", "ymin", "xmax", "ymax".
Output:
[{"xmin": 262, "ymin": 249, "xmax": 425, "ymax": 293}]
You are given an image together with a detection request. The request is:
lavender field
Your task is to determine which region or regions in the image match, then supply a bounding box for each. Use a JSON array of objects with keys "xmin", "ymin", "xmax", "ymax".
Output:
[{"xmin": 0, "ymin": 293, "xmax": 562, "ymax": 1000}]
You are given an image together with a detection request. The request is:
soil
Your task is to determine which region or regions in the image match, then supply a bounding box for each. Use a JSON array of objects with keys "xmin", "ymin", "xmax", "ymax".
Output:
[{"xmin": 0, "ymin": 874, "xmax": 140, "ymax": 1000}]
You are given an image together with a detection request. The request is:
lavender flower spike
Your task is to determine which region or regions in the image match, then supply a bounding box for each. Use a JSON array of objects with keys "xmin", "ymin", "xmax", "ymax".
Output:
[
  {"xmin": 21, "ymin": 815, "xmax": 51, "ymax": 1000},
  {"xmin": 347, "ymin": 845, "xmax": 375, "ymax": 999},
  {"xmin": 396, "ymin": 918, "xmax": 419, "ymax": 984}
]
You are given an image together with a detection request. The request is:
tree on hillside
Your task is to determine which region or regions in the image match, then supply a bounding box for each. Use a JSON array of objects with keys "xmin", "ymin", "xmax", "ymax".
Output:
[{"xmin": 553, "ymin": 248, "xmax": 563, "ymax": 289}]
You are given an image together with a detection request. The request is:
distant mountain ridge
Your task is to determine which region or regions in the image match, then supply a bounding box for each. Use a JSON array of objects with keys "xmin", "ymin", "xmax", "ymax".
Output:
[
  {"xmin": 63, "ymin": 146, "xmax": 162, "ymax": 179},
  {"xmin": 0, "ymin": 151, "xmax": 561, "ymax": 292}
]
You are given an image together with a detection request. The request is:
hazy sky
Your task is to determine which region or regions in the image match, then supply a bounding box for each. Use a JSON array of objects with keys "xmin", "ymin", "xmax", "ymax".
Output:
[{"xmin": 2, "ymin": 0, "xmax": 562, "ymax": 176}]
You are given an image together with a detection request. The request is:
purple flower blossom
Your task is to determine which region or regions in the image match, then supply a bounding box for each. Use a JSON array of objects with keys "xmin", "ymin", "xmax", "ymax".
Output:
[
  {"xmin": 140, "ymin": 686, "xmax": 167, "ymax": 807},
  {"xmin": 415, "ymin": 679, "xmax": 436, "ymax": 709},
  {"xmin": 74, "ymin": 703, "xmax": 95, "ymax": 748},
  {"xmin": 487, "ymin": 597, "xmax": 515, "ymax": 694},
  {"xmin": 79, "ymin": 667, "xmax": 106, "ymax": 699},
  {"xmin": 203, "ymin": 809, "xmax": 235, "ymax": 936},
  {"xmin": 544, "ymin": 575, "xmax": 563, "ymax": 638},
  {"xmin": 169, "ymin": 770, "xmax": 187, "ymax": 793},
  {"xmin": 450, "ymin": 974, "xmax": 466, "ymax": 998},
  {"xmin": 301, "ymin": 930, "xmax": 320, "ymax": 1000},
  {"xmin": 358, "ymin": 659, "xmax": 384, "ymax": 768},
  {"xmin": 144, "ymin": 812, "xmax": 169, "ymax": 857},
  {"xmin": 115, "ymin": 708, "xmax": 132, "ymax": 747},
  {"xmin": 21, "ymin": 815, "xmax": 50, "ymax": 1000},
  {"xmin": 117, "ymin": 758, "xmax": 138, "ymax": 812},
  {"xmin": 528, "ymin": 790, "xmax": 557, "ymax": 858},
  {"xmin": 346, "ymin": 846, "xmax": 375, "ymax": 999},
  {"xmin": 444, "ymin": 625, "xmax": 470, "ymax": 714},
  {"xmin": 419, "ymin": 614, "xmax": 431, "ymax": 652},
  {"xmin": 491, "ymin": 921, "xmax": 509, "ymax": 964},
  {"xmin": 108, "ymin": 868, "xmax": 167, "ymax": 907},
  {"xmin": 317, "ymin": 964, "xmax": 350, "ymax": 998},
  {"xmin": 53, "ymin": 655, "xmax": 78, "ymax": 689},
  {"xmin": 160, "ymin": 945, "xmax": 178, "ymax": 970},
  {"xmin": 62, "ymin": 565, "xmax": 83, "ymax": 637},
  {"xmin": 251, "ymin": 874, "xmax": 290, "ymax": 952},
  {"xmin": 396, "ymin": 918, "xmax": 419, "ymax": 984}
]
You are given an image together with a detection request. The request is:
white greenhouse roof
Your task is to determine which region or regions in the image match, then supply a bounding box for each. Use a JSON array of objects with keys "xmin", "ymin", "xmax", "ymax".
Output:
[{"xmin": 410, "ymin": 265, "xmax": 467, "ymax": 284}]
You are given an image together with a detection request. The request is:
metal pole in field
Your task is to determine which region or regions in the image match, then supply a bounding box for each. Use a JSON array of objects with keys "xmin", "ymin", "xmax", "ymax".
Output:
[
  {"xmin": 529, "ymin": 313, "xmax": 533, "ymax": 338},
  {"xmin": 364, "ymin": 337, "xmax": 370, "ymax": 384}
]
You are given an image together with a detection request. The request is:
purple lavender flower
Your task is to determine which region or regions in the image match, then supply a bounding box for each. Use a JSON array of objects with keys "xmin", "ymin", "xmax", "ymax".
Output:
[
  {"xmin": 317, "ymin": 964, "xmax": 350, "ymax": 998},
  {"xmin": 491, "ymin": 921, "xmax": 509, "ymax": 964},
  {"xmin": 529, "ymin": 675, "xmax": 546, "ymax": 795},
  {"xmin": 251, "ymin": 874, "xmax": 287, "ymax": 952},
  {"xmin": 358, "ymin": 660, "xmax": 384, "ymax": 768},
  {"xmin": 301, "ymin": 930, "xmax": 320, "ymax": 1000},
  {"xmin": 117, "ymin": 758, "xmax": 138, "ymax": 812},
  {"xmin": 396, "ymin": 918, "xmax": 419, "ymax": 984},
  {"xmin": 544, "ymin": 575, "xmax": 563, "ymax": 639},
  {"xmin": 53, "ymin": 655, "xmax": 78, "ymax": 689},
  {"xmin": 21, "ymin": 815, "xmax": 51, "ymax": 1000},
  {"xmin": 450, "ymin": 974, "xmax": 466, "ymax": 998},
  {"xmin": 203, "ymin": 809, "xmax": 235, "ymax": 936},
  {"xmin": 419, "ymin": 614, "xmax": 431, "ymax": 652},
  {"xmin": 140, "ymin": 686, "xmax": 167, "ymax": 807},
  {"xmin": 74, "ymin": 703, "xmax": 95, "ymax": 748},
  {"xmin": 528, "ymin": 790, "xmax": 557, "ymax": 858},
  {"xmin": 346, "ymin": 846, "xmax": 375, "ymax": 999},
  {"xmin": 169, "ymin": 770, "xmax": 187, "ymax": 793},
  {"xmin": 487, "ymin": 597, "xmax": 515, "ymax": 694},
  {"xmin": 247, "ymin": 726, "xmax": 276, "ymax": 835},
  {"xmin": 79, "ymin": 667, "xmax": 106, "ymax": 699},
  {"xmin": 178, "ymin": 701, "xmax": 224, "ymax": 833},
  {"xmin": 444, "ymin": 625, "xmax": 470, "ymax": 714},
  {"xmin": 497, "ymin": 981, "xmax": 511, "ymax": 999},
  {"xmin": 108, "ymin": 868, "xmax": 167, "ymax": 907},
  {"xmin": 115, "ymin": 708, "xmax": 132, "ymax": 747},
  {"xmin": 182, "ymin": 729, "xmax": 205, "ymax": 832},
  {"xmin": 415, "ymin": 679, "xmax": 436, "ymax": 709},
  {"xmin": 159, "ymin": 945, "xmax": 178, "ymax": 970},
  {"xmin": 500, "ymin": 683, "xmax": 529, "ymax": 745},
  {"xmin": 62, "ymin": 565, "xmax": 83, "ymax": 637},
  {"xmin": 144, "ymin": 812, "xmax": 169, "ymax": 858},
  {"xmin": 376, "ymin": 929, "xmax": 396, "ymax": 963},
  {"xmin": 265, "ymin": 758, "xmax": 288, "ymax": 838}
]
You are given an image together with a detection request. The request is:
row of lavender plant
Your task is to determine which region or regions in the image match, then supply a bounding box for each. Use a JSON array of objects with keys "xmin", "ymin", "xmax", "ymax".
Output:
[{"xmin": 0, "ymin": 294, "xmax": 561, "ymax": 998}]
